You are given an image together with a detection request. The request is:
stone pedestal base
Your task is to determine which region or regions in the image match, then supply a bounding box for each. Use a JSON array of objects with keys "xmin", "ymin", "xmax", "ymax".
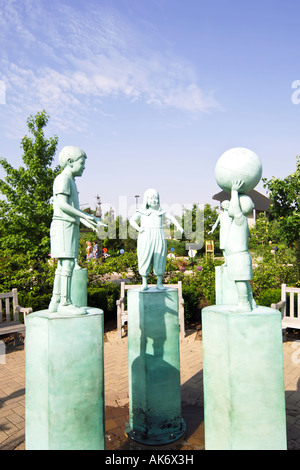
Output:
[
  {"xmin": 25, "ymin": 308, "xmax": 105, "ymax": 450},
  {"xmin": 127, "ymin": 287, "xmax": 185, "ymax": 445},
  {"xmin": 202, "ymin": 305, "xmax": 287, "ymax": 450}
]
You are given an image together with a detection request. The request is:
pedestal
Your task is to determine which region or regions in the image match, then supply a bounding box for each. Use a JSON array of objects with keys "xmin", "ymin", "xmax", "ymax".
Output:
[
  {"xmin": 202, "ymin": 305, "xmax": 287, "ymax": 450},
  {"xmin": 127, "ymin": 287, "xmax": 185, "ymax": 445},
  {"xmin": 25, "ymin": 308, "xmax": 105, "ymax": 450}
]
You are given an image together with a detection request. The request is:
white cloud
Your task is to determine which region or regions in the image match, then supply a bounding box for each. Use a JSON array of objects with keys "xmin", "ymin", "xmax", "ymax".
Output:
[{"xmin": 0, "ymin": 0, "xmax": 219, "ymax": 136}]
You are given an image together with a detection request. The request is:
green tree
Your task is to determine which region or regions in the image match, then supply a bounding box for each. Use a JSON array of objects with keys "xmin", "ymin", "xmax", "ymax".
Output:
[
  {"xmin": 203, "ymin": 204, "xmax": 220, "ymax": 244},
  {"xmin": 263, "ymin": 156, "xmax": 300, "ymax": 280},
  {"xmin": 0, "ymin": 110, "xmax": 59, "ymax": 258}
]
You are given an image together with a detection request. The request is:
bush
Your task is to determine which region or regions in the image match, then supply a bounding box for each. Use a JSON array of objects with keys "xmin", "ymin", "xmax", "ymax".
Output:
[
  {"xmin": 88, "ymin": 283, "xmax": 120, "ymax": 322},
  {"xmin": 256, "ymin": 288, "xmax": 281, "ymax": 307},
  {"xmin": 252, "ymin": 253, "xmax": 298, "ymax": 300},
  {"xmin": 0, "ymin": 252, "xmax": 55, "ymax": 313},
  {"xmin": 18, "ymin": 291, "xmax": 52, "ymax": 313},
  {"xmin": 165, "ymin": 257, "xmax": 221, "ymax": 322}
]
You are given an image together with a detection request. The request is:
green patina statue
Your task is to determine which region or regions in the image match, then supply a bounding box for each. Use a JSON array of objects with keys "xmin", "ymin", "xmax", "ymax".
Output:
[
  {"xmin": 214, "ymin": 147, "xmax": 262, "ymax": 312},
  {"xmin": 226, "ymin": 180, "xmax": 257, "ymax": 312},
  {"xmin": 49, "ymin": 146, "xmax": 106, "ymax": 314},
  {"xmin": 208, "ymin": 199, "xmax": 231, "ymax": 264},
  {"xmin": 129, "ymin": 188, "xmax": 184, "ymax": 291}
]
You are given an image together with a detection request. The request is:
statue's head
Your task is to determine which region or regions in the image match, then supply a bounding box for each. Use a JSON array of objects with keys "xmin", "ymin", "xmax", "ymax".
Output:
[
  {"xmin": 142, "ymin": 188, "xmax": 161, "ymax": 210},
  {"xmin": 221, "ymin": 200, "xmax": 230, "ymax": 211},
  {"xmin": 59, "ymin": 146, "xmax": 87, "ymax": 169}
]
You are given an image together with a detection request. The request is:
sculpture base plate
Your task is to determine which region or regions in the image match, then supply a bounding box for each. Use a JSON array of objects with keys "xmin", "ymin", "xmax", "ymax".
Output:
[{"xmin": 125, "ymin": 418, "xmax": 186, "ymax": 446}]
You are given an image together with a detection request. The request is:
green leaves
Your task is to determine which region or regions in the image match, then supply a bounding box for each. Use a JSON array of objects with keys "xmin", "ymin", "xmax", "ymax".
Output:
[
  {"xmin": 0, "ymin": 110, "xmax": 59, "ymax": 257},
  {"xmin": 263, "ymin": 156, "xmax": 300, "ymax": 279}
]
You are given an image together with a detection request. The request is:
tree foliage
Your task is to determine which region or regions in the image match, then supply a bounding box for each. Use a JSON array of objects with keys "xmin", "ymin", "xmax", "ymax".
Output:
[
  {"xmin": 263, "ymin": 156, "xmax": 300, "ymax": 279},
  {"xmin": 0, "ymin": 110, "xmax": 59, "ymax": 257}
]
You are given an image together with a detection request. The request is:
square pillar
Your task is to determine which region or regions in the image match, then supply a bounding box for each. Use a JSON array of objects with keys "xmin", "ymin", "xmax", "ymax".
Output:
[
  {"xmin": 127, "ymin": 287, "xmax": 185, "ymax": 445},
  {"xmin": 25, "ymin": 308, "xmax": 105, "ymax": 450},
  {"xmin": 202, "ymin": 305, "xmax": 287, "ymax": 450}
]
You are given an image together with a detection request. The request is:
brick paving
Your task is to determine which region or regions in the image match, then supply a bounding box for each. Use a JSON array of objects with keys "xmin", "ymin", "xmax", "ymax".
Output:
[{"xmin": 0, "ymin": 327, "xmax": 299, "ymax": 450}]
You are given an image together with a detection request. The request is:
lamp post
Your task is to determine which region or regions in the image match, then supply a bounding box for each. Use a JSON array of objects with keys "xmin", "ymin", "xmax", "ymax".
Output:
[{"xmin": 95, "ymin": 195, "xmax": 103, "ymax": 259}]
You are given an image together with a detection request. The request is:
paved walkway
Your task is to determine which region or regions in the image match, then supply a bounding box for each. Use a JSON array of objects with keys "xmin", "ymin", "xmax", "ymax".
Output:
[{"xmin": 0, "ymin": 327, "xmax": 299, "ymax": 450}]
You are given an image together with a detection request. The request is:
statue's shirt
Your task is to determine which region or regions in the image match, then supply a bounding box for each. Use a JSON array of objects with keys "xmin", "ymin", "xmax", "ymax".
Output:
[
  {"xmin": 137, "ymin": 208, "xmax": 167, "ymax": 229},
  {"xmin": 52, "ymin": 171, "xmax": 80, "ymax": 225}
]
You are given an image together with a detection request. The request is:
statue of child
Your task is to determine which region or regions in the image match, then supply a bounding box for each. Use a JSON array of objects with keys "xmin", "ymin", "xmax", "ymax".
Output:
[
  {"xmin": 49, "ymin": 146, "xmax": 106, "ymax": 314},
  {"xmin": 225, "ymin": 180, "xmax": 257, "ymax": 312},
  {"xmin": 130, "ymin": 188, "xmax": 184, "ymax": 291},
  {"xmin": 208, "ymin": 199, "xmax": 231, "ymax": 264}
]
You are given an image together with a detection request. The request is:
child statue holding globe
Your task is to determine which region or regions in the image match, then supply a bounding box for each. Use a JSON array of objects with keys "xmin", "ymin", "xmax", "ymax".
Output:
[
  {"xmin": 226, "ymin": 180, "xmax": 257, "ymax": 312},
  {"xmin": 214, "ymin": 147, "xmax": 262, "ymax": 312},
  {"xmin": 129, "ymin": 188, "xmax": 184, "ymax": 291},
  {"xmin": 49, "ymin": 146, "xmax": 106, "ymax": 314}
]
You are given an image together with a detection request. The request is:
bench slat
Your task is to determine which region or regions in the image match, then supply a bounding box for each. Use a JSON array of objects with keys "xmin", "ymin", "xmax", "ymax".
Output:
[
  {"xmin": 0, "ymin": 322, "xmax": 25, "ymax": 336},
  {"xmin": 0, "ymin": 293, "xmax": 13, "ymax": 299},
  {"xmin": 5, "ymin": 298, "xmax": 10, "ymax": 323},
  {"xmin": 289, "ymin": 292, "xmax": 295, "ymax": 318},
  {"xmin": 275, "ymin": 284, "xmax": 300, "ymax": 329}
]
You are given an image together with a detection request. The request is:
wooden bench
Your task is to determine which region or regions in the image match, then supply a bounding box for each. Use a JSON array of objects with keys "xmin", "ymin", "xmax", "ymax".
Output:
[
  {"xmin": 116, "ymin": 281, "xmax": 185, "ymax": 339},
  {"xmin": 271, "ymin": 284, "xmax": 300, "ymax": 330},
  {"xmin": 0, "ymin": 289, "xmax": 33, "ymax": 343}
]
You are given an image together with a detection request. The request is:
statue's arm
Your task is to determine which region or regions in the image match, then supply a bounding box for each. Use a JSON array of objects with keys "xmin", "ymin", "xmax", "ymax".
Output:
[
  {"xmin": 208, "ymin": 214, "xmax": 220, "ymax": 234},
  {"xmin": 230, "ymin": 180, "xmax": 244, "ymax": 224},
  {"xmin": 56, "ymin": 193, "xmax": 106, "ymax": 230},
  {"xmin": 165, "ymin": 213, "xmax": 184, "ymax": 234},
  {"xmin": 129, "ymin": 212, "xmax": 142, "ymax": 232}
]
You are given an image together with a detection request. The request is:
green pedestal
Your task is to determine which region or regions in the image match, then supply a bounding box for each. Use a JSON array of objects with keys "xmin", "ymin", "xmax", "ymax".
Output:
[
  {"xmin": 202, "ymin": 305, "xmax": 287, "ymax": 450},
  {"xmin": 127, "ymin": 288, "xmax": 185, "ymax": 445},
  {"xmin": 25, "ymin": 308, "xmax": 105, "ymax": 450}
]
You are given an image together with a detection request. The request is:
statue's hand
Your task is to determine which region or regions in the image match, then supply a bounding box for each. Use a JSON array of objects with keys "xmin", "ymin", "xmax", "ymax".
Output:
[
  {"xmin": 231, "ymin": 179, "xmax": 244, "ymax": 192},
  {"xmin": 96, "ymin": 220, "xmax": 108, "ymax": 228},
  {"xmin": 87, "ymin": 214, "xmax": 107, "ymax": 228}
]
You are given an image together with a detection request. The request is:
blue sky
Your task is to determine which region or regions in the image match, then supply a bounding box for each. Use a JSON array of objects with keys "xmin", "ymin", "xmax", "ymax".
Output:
[{"xmin": 1, "ymin": 0, "xmax": 300, "ymax": 217}]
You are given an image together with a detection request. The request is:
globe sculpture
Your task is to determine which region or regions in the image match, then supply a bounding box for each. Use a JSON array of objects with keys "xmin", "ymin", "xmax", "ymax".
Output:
[{"xmin": 215, "ymin": 147, "xmax": 262, "ymax": 194}]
